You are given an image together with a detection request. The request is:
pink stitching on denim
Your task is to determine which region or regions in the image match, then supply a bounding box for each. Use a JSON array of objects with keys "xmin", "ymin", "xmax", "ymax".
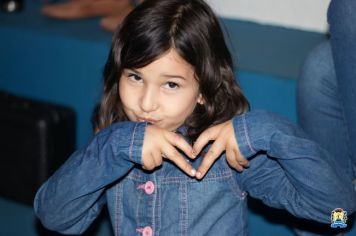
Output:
[
  {"xmin": 137, "ymin": 183, "xmax": 145, "ymax": 189},
  {"xmin": 129, "ymin": 123, "xmax": 138, "ymax": 162},
  {"xmin": 155, "ymin": 185, "xmax": 161, "ymax": 234},
  {"xmin": 242, "ymin": 114, "xmax": 256, "ymax": 153},
  {"xmin": 126, "ymin": 170, "xmax": 232, "ymax": 183},
  {"xmin": 114, "ymin": 185, "xmax": 118, "ymax": 236},
  {"xmin": 114, "ymin": 184, "xmax": 122, "ymax": 236},
  {"xmin": 179, "ymin": 183, "xmax": 188, "ymax": 236}
]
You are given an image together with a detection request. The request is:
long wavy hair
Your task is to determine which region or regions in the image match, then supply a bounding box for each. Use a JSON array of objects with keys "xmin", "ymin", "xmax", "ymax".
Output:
[{"xmin": 94, "ymin": 0, "xmax": 249, "ymax": 140}]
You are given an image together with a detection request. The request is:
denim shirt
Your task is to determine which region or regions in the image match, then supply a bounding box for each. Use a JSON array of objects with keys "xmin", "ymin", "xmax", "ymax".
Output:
[{"xmin": 34, "ymin": 110, "xmax": 356, "ymax": 236}]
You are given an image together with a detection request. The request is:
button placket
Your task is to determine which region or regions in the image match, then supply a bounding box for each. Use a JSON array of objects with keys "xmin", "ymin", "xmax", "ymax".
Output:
[{"xmin": 135, "ymin": 176, "xmax": 157, "ymax": 235}]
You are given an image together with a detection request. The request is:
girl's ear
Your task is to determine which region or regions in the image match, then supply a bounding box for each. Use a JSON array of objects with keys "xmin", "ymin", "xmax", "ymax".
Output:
[{"xmin": 197, "ymin": 94, "xmax": 204, "ymax": 105}]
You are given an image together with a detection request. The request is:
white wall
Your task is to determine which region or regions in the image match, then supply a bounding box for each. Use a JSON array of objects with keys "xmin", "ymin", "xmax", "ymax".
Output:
[{"xmin": 206, "ymin": 0, "xmax": 331, "ymax": 33}]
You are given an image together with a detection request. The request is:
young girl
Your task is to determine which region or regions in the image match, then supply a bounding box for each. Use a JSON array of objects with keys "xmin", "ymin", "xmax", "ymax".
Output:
[{"xmin": 34, "ymin": 0, "xmax": 355, "ymax": 235}]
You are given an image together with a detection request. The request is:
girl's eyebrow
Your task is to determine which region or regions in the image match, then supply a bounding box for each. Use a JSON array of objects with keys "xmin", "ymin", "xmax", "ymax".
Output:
[
  {"xmin": 127, "ymin": 69, "xmax": 186, "ymax": 80},
  {"xmin": 127, "ymin": 68, "xmax": 142, "ymax": 75},
  {"xmin": 161, "ymin": 74, "xmax": 186, "ymax": 80},
  {"xmin": 126, "ymin": 69, "xmax": 186, "ymax": 80}
]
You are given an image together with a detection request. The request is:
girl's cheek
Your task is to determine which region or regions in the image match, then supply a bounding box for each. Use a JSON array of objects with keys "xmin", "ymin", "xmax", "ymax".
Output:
[{"xmin": 161, "ymin": 95, "xmax": 181, "ymax": 107}]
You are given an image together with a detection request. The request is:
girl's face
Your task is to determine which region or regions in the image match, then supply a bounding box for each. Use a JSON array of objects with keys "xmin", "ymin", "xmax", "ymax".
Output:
[{"xmin": 119, "ymin": 49, "xmax": 203, "ymax": 131}]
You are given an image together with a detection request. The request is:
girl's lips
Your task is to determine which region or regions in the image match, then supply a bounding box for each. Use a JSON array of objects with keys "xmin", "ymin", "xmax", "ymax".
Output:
[{"xmin": 137, "ymin": 117, "xmax": 159, "ymax": 123}]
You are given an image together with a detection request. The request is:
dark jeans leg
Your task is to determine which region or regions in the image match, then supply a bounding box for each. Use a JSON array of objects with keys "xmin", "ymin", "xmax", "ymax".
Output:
[{"xmin": 328, "ymin": 0, "xmax": 356, "ymax": 179}]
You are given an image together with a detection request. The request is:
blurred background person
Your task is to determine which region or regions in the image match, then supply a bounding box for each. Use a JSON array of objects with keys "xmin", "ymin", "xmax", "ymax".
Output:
[
  {"xmin": 41, "ymin": 0, "xmax": 143, "ymax": 31},
  {"xmin": 297, "ymin": 0, "xmax": 356, "ymax": 234}
]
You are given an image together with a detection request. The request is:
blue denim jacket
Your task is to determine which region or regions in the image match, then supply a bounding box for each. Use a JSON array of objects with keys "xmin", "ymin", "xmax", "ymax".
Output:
[{"xmin": 34, "ymin": 110, "xmax": 356, "ymax": 235}]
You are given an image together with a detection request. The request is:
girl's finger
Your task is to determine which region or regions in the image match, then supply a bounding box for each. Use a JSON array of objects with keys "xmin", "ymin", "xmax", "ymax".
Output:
[
  {"xmin": 238, "ymin": 159, "xmax": 249, "ymax": 168},
  {"xmin": 193, "ymin": 125, "xmax": 221, "ymax": 156},
  {"xmin": 227, "ymin": 159, "xmax": 244, "ymax": 172},
  {"xmin": 234, "ymin": 149, "xmax": 249, "ymax": 167},
  {"xmin": 165, "ymin": 131, "xmax": 194, "ymax": 159},
  {"xmin": 225, "ymin": 149, "xmax": 243, "ymax": 172},
  {"xmin": 162, "ymin": 145, "xmax": 196, "ymax": 177},
  {"xmin": 152, "ymin": 149, "xmax": 163, "ymax": 166},
  {"xmin": 142, "ymin": 152, "xmax": 157, "ymax": 171},
  {"xmin": 225, "ymin": 149, "xmax": 235, "ymax": 162},
  {"xmin": 196, "ymin": 139, "xmax": 224, "ymax": 179}
]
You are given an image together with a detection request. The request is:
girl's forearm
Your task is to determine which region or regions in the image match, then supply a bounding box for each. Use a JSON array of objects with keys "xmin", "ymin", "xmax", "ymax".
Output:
[
  {"xmin": 233, "ymin": 110, "xmax": 356, "ymax": 223},
  {"xmin": 34, "ymin": 121, "xmax": 146, "ymax": 234}
]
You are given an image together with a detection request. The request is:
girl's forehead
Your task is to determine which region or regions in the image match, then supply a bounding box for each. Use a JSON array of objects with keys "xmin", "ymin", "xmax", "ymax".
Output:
[
  {"xmin": 157, "ymin": 49, "xmax": 191, "ymax": 67},
  {"xmin": 135, "ymin": 49, "xmax": 194, "ymax": 74}
]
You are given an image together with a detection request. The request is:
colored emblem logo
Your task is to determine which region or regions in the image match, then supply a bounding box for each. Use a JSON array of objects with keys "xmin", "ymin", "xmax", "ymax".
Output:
[{"xmin": 330, "ymin": 208, "xmax": 347, "ymax": 228}]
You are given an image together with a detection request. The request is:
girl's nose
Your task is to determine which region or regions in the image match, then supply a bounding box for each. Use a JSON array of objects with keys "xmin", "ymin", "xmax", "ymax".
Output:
[{"xmin": 139, "ymin": 86, "xmax": 159, "ymax": 112}]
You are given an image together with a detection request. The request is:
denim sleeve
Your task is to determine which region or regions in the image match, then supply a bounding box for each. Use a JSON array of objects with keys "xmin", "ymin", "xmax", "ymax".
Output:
[
  {"xmin": 233, "ymin": 110, "xmax": 356, "ymax": 223},
  {"xmin": 33, "ymin": 121, "xmax": 146, "ymax": 234}
]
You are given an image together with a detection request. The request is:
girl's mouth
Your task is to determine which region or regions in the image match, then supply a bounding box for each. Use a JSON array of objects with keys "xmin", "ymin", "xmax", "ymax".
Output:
[{"xmin": 137, "ymin": 117, "xmax": 159, "ymax": 124}]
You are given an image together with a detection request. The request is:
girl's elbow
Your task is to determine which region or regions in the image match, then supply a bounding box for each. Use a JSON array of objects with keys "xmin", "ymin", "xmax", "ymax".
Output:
[
  {"xmin": 35, "ymin": 211, "xmax": 87, "ymax": 235},
  {"xmin": 34, "ymin": 196, "xmax": 86, "ymax": 235}
]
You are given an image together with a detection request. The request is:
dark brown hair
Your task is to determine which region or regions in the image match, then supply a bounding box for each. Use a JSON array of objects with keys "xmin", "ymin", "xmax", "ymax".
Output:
[{"xmin": 94, "ymin": 0, "xmax": 249, "ymax": 140}]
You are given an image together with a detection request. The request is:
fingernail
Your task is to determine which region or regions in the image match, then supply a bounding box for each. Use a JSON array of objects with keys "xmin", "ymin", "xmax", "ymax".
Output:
[
  {"xmin": 191, "ymin": 169, "xmax": 196, "ymax": 176},
  {"xmin": 191, "ymin": 150, "xmax": 196, "ymax": 158},
  {"xmin": 196, "ymin": 171, "xmax": 202, "ymax": 179}
]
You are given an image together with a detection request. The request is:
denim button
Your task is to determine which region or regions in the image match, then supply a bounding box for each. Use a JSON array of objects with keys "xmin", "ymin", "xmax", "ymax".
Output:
[
  {"xmin": 142, "ymin": 226, "xmax": 153, "ymax": 236},
  {"xmin": 144, "ymin": 181, "xmax": 155, "ymax": 195},
  {"xmin": 136, "ymin": 226, "xmax": 153, "ymax": 236},
  {"xmin": 137, "ymin": 181, "xmax": 155, "ymax": 195}
]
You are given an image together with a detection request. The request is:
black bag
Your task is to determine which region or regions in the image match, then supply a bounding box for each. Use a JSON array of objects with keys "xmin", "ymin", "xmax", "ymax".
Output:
[{"xmin": 0, "ymin": 91, "xmax": 76, "ymax": 205}]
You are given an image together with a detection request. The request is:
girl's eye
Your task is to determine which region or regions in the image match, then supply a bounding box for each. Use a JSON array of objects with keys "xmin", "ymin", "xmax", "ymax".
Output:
[
  {"xmin": 163, "ymin": 82, "xmax": 179, "ymax": 90},
  {"xmin": 128, "ymin": 73, "xmax": 142, "ymax": 82}
]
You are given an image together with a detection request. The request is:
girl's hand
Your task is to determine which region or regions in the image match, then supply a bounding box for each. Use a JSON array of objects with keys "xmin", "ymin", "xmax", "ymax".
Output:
[
  {"xmin": 193, "ymin": 120, "xmax": 249, "ymax": 179},
  {"xmin": 142, "ymin": 125, "xmax": 197, "ymax": 177}
]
